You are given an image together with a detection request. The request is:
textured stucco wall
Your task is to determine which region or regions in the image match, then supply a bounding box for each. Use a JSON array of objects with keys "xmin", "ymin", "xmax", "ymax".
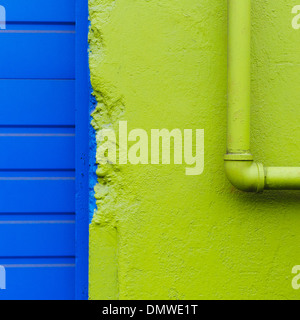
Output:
[{"xmin": 89, "ymin": 0, "xmax": 300, "ymax": 299}]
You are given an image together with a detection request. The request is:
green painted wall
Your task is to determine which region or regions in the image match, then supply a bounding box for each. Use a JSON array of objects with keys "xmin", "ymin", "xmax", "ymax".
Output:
[{"xmin": 89, "ymin": 0, "xmax": 300, "ymax": 300}]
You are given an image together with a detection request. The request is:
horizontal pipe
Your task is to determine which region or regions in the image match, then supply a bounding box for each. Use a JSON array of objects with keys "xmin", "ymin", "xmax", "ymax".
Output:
[
  {"xmin": 225, "ymin": 0, "xmax": 300, "ymax": 192},
  {"xmin": 264, "ymin": 167, "xmax": 300, "ymax": 190}
]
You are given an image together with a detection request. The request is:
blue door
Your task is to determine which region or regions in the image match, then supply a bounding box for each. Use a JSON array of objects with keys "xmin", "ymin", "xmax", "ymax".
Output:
[{"xmin": 0, "ymin": 0, "xmax": 88, "ymax": 300}]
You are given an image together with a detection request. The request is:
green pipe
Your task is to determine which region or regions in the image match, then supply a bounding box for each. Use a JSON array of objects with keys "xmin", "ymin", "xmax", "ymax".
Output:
[
  {"xmin": 264, "ymin": 167, "xmax": 300, "ymax": 190},
  {"xmin": 227, "ymin": 0, "xmax": 251, "ymax": 154},
  {"xmin": 225, "ymin": 0, "xmax": 300, "ymax": 192}
]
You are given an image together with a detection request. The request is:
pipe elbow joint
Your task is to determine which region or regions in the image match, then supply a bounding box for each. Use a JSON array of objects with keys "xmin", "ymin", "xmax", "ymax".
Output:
[{"xmin": 224, "ymin": 155, "xmax": 265, "ymax": 192}]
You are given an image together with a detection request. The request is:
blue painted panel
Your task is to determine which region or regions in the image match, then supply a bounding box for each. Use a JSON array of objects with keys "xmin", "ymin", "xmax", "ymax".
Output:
[
  {"xmin": 0, "ymin": 180, "xmax": 75, "ymax": 213},
  {"xmin": 0, "ymin": 33, "xmax": 75, "ymax": 79},
  {"xmin": 0, "ymin": 266, "xmax": 75, "ymax": 300},
  {"xmin": 0, "ymin": 0, "xmax": 87, "ymax": 300},
  {"xmin": 75, "ymin": 0, "xmax": 90, "ymax": 300},
  {"xmin": 0, "ymin": 222, "xmax": 75, "ymax": 256},
  {"xmin": 1, "ymin": 0, "xmax": 75, "ymax": 23},
  {"xmin": 0, "ymin": 80, "xmax": 75, "ymax": 126},
  {"xmin": 0, "ymin": 135, "xmax": 75, "ymax": 169}
]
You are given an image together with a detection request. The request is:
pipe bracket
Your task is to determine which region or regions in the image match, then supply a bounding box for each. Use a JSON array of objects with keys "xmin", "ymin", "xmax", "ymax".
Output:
[{"xmin": 224, "ymin": 153, "xmax": 254, "ymax": 161}]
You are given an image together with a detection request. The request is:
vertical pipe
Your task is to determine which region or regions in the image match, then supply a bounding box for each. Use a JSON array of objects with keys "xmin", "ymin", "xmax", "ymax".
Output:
[
  {"xmin": 225, "ymin": 0, "xmax": 300, "ymax": 192},
  {"xmin": 227, "ymin": 0, "xmax": 251, "ymax": 154}
]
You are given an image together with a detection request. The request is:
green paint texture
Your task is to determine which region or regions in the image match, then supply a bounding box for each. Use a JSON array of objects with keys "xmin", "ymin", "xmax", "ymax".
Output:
[{"xmin": 89, "ymin": 0, "xmax": 300, "ymax": 300}]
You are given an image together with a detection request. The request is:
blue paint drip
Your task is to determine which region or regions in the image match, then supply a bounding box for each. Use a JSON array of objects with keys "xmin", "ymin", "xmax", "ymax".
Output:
[
  {"xmin": 89, "ymin": 85, "xmax": 98, "ymax": 224},
  {"xmin": 88, "ymin": 15, "xmax": 98, "ymax": 225}
]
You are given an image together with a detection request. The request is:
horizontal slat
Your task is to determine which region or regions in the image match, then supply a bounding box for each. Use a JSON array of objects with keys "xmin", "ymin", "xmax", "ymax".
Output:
[
  {"xmin": 0, "ymin": 180, "xmax": 75, "ymax": 213},
  {"xmin": 0, "ymin": 266, "xmax": 75, "ymax": 300},
  {"xmin": 0, "ymin": 80, "xmax": 75, "ymax": 126},
  {"xmin": 0, "ymin": 135, "xmax": 75, "ymax": 169},
  {"xmin": 1, "ymin": 0, "xmax": 75, "ymax": 23},
  {"xmin": 0, "ymin": 214, "xmax": 75, "ymax": 221},
  {"xmin": 0, "ymin": 222, "xmax": 75, "ymax": 257},
  {"xmin": 0, "ymin": 33, "xmax": 75, "ymax": 79}
]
